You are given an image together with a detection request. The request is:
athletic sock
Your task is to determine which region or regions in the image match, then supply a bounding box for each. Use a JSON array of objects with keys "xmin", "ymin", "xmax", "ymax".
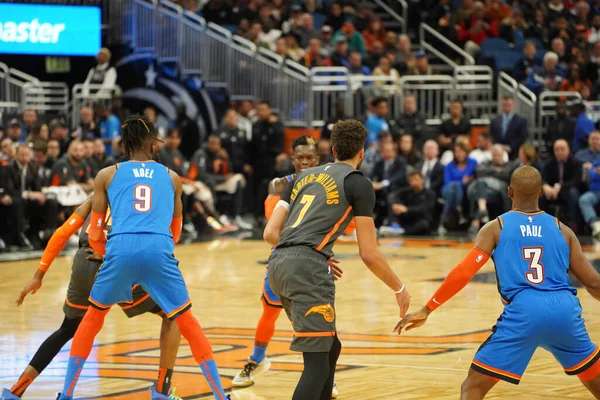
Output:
[
  {"xmin": 251, "ymin": 345, "xmax": 267, "ymax": 364},
  {"xmin": 200, "ymin": 360, "xmax": 226, "ymax": 399},
  {"xmin": 156, "ymin": 367, "xmax": 173, "ymax": 395},
  {"xmin": 61, "ymin": 356, "xmax": 86, "ymax": 399},
  {"xmin": 10, "ymin": 372, "xmax": 34, "ymax": 397}
]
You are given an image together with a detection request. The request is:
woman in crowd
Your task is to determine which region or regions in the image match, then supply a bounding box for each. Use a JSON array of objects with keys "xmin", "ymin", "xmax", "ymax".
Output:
[
  {"xmin": 517, "ymin": 143, "xmax": 543, "ymax": 171},
  {"xmin": 559, "ymin": 62, "xmax": 592, "ymax": 99},
  {"xmin": 397, "ymin": 133, "xmax": 422, "ymax": 168},
  {"xmin": 362, "ymin": 18, "xmax": 386, "ymax": 53},
  {"xmin": 372, "ymin": 56, "xmax": 401, "ymax": 93},
  {"xmin": 438, "ymin": 141, "xmax": 477, "ymax": 234},
  {"xmin": 25, "ymin": 123, "xmax": 49, "ymax": 145}
]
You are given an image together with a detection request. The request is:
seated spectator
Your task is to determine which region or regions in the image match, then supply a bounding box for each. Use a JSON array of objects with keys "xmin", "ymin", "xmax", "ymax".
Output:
[
  {"xmin": 546, "ymin": 100, "xmax": 576, "ymax": 152},
  {"xmin": 372, "ymin": 56, "xmax": 400, "ymax": 94},
  {"xmin": 82, "ymin": 48, "xmax": 117, "ymax": 98},
  {"xmin": 20, "ymin": 109, "xmax": 38, "ymax": 141},
  {"xmin": 416, "ymin": 139, "xmax": 445, "ymax": 197},
  {"xmin": 317, "ymin": 139, "xmax": 334, "ymax": 165},
  {"xmin": 46, "ymin": 139, "xmax": 61, "ymax": 169},
  {"xmin": 469, "ymin": 132, "xmax": 494, "ymax": 163},
  {"xmin": 513, "ymin": 41, "xmax": 541, "ymax": 82},
  {"xmin": 362, "ymin": 131, "xmax": 393, "ymax": 176},
  {"xmin": 559, "ymin": 63, "xmax": 592, "ymax": 98},
  {"xmin": 516, "ymin": 143, "xmax": 543, "ymax": 171},
  {"xmin": 572, "ymin": 101, "xmax": 595, "ymax": 153},
  {"xmin": 25, "ymin": 123, "xmax": 49, "ymax": 145},
  {"xmin": 575, "ymin": 130, "xmax": 600, "ymax": 167},
  {"xmin": 541, "ymin": 139, "xmax": 582, "ymax": 229},
  {"xmin": 0, "ymin": 136, "xmax": 17, "ymax": 162},
  {"xmin": 330, "ymin": 36, "xmax": 350, "ymax": 67},
  {"xmin": 49, "ymin": 139, "xmax": 93, "ymax": 193},
  {"xmin": 394, "ymin": 94, "xmax": 424, "ymax": 142},
  {"xmin": 362, "ymin": 18, "xmax": 386, "ymax": 53},
  {"xmin": 321, "ymin": 25, "xmax": 334, "ymax": 54},
  {"xmin": 547, "ymin": 0, "xmax": 570, "ymax": 22},
  {"xmin": 333, "ymin": 22, "xmax": 367, "ymax": 55},
  {"xmin": 365, "ymin": 97, "xmax": 392, "ymax": 146},
  {"xmin": 274, "ymin": 36, "xmax": 290, "ymax": 59},
  {"xmin": 365, "ymin": 40, "xmax": 386, "ymax": 70},
  {"xmin": 73, "ymin": 106, "xmax": 99, "ymax": 141},
  {"xmin": 525, "ymin": 52, "xmax": 565, "ymax": 94},
  {"xmin": 439, "ymin": 99, "xmax": 471, "ymax": 153},
  {"xmin": 49, "ymin": 117, "xmax": 69, "ymax": 154},
  {"xmin": 346, "ymin": 52, "xmax": 372, "ymax": 91},
  {"xmin": 282, "ymin": 4, "xmax": 303, "ymax": 34},
  {"xmin": 158, "ymin": 127, "xmax": 186, "ymax": 176},
  {"xmin": 439, "ymin": 142, "xmax": 477, "ymax": 234},
  {"xmin": 380, "ymin": 171, "xmax": 436, "ymax": 236},
  {"xmin": 96, "ymin": 103, "xmax": 121, "ymax": 157},
  {"xmin": 408, "ymin": 51, "xmax": 433, "ymax": 76},
  {"xmin": 499, "ymin": 9, "xmax": 527, "ymax": 44},
  {"xmin": 9, "ymin": 144, "xmax": 58, "ymax": 248},
  {"xmin": 32, "ymin": 142, "xmax": 53, "ymax": 186},
  {"xmin": 390, "ymin": 33, "xmax": 416, "ymax": 73},
  {"xmin": 302, "ymin": 38, "xmax": 322, "ymax": 68},
  {"xmin": 578, "ymin": 158, "xmax": 600, "ymax": 238},
  {"xmin": 285, "ymin": 32, "xmax": 304, "ymax": 61},
  {"xmin": 526, "ymin": 9, "xmax": 550, "ymax": 49},
  {"xmin": 81, "ymin": 139, "xmax": 96, "ymax": 178},
  {"xmin": 572, "ymin": 25, "xmax": 589, "ymax": 57},
  {"xmin": 174, "ymin": 103, "xmax": 202, "ymax": 160},
  {"xmin": 294, "ymin": 13, "xmax": 318, "ymax": 48},
  {"xmin": 370, "ymin": 141, "xmax": 407, "ymax": 226},
  {"xmin": 467, "ymin": 144, "xmax": 511, "ymax": 234},
  {"xmin": 214, "ymin": 109, "xmax": 248, "ymax": 174},
  {"xmin": 6, "ymin": 119, "xmax": 22, "ymax": 144},
  {"xmin": 457, "ymin": 1, "xmax": 498, "ymax": 57},
  {"xmin": 490, "ymin": 95, "xmax": 528, "ymax": 159},
  {"xmin": 397, "ymin": 133, "xmax": 422, "ymax": 168},
  {"xmin": 90, "ymin": 137, "xmax": 115, "ymax": 173},
  {"xmin": 143, "ymin": 106, "xmax": 166, "ymax": 138},
  {"xmin": 0, "ymin": 158, "xmax": 24, "ymax": 249},
  {"xmin": 551, "ymin": 37, "xmax": 570, "ymax": 71},
  {"xmin": 572, "ymin": 1, "xmax": 591, "ymax": 29},
  {"xmin": 589, "ymin": 15, "xmax": 600, "ymax": 44},
  {"xmin": 324, "ymin": 3, "xmax": 345, "ymax": 32},
  {"xmin": 484, "ymin": 0, "xmax": 511, "ymax": 26}
]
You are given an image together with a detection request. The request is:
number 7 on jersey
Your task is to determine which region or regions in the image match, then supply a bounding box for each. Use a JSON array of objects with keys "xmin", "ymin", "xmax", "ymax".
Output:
[{"xmin": 290, "ymin": 194, "xmax": 316, "ymax": 228}]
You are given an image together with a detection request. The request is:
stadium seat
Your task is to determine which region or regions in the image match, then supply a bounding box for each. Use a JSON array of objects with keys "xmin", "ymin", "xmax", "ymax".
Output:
[
  {"xmin": 480, "ymin": 38, "xmax": 511, "ymax": 59},
  {"xmin": 495, "ymin": 50, "xmax": 522, "ymax": 72}
]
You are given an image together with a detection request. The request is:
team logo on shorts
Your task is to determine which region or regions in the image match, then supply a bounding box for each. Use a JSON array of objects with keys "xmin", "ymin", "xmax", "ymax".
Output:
[{"xmin": 305, "ymin": 303, "xmax": 335, "ymax": 322}]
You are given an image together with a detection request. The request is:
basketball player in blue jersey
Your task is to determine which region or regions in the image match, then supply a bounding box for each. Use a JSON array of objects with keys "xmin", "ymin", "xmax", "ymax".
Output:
[
  {"xmin": 397, "ymin": 165, "xmax": 600, "ymax": 399},
  {"xmin": 57, "ymin": 115, "xmax": 230, "ymax": 400}
]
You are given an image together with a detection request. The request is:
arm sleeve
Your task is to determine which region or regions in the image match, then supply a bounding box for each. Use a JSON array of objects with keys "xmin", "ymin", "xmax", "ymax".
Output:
[
  {"xmin": 264, "ymin": 195, "xmax": 282, "ymax": 220},
  {"xmin": 344, "ymin": 172, "xmax": 376, "ymax": 217},
  {"xmin": 39, "ymin": 214, "xmax": 85, "ymax": 271}
]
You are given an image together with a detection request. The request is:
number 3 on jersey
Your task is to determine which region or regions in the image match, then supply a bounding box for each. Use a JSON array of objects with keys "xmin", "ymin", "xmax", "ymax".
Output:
[
  {"xmin": 134, "ymin": 184, "xmax": 152, "ymax": 212},
  {"xmin": 523, "ymin": 247, "xmax": 544, "ymax": 284},
  {"xmin": 290, "ymin": 194, "xmax": 316, "ymax": 228}
]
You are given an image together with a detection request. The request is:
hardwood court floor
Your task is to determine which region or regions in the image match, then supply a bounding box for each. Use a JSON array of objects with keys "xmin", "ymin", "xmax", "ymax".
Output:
[{"xmin": 1, "ymin": 238, "xmax": 600, "ymax": 399}]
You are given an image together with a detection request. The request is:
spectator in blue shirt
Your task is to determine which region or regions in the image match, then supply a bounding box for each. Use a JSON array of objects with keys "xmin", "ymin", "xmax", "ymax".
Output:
[
  {"xmin": 365, "ymin": 97, "xmax": 390, "ymax": 146},
  {"xmin": 524, "ymin": 51, "xmax": 565, "ymax": 95},
  {"xmin": 95, "ymin": 103, "xmax": 121, "ymax": 156},
  {"xmin": 575, "ymin": 130, "xmax": 600, "ymax": 167},
  {"xmin": 572, "ymin": 102, "xmax": 595, "ymax": 152},
  {"xmin": 578, "ymin": 158, "xmax": 600, "ymax": 239},
  {"xmin": 513, "ymin": 41, "xmax": 541, "ymax": 82},
  {"xmin": 438, "ymin": 141, "xmax": 478, "ymax": 234}
]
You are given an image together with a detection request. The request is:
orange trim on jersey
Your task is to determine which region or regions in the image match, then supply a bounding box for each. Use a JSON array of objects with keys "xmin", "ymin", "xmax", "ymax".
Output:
[
  {"xmin": 578, "ymin": 357, "xmax": 600, "ymax": 381},
  {"xmin": 65, "ymin": 296, "xmax": 89, "ymax": 310},
  {"xmin": 472, "ymin": 359, "xmax": 522, "ymax": 381},
  {"xmin": 88, "ymin": 297, "xmax": 111, "ymax": 310},
  {"xmin": 509, "ymin": 210, "xmax": 544, "ymax": 215},
  {"xmin": 119, "ymin": 293, "xmax": 150, "ymax": 310},
  {"xmin": 294, "ymin": 331, "xmax": 336, "ymax": 337},
  {"xmin": 167, "ymin": 299, "xmax": 192, "ymax": 319},
  {"xmin": 315, "ymin": 206, "xmax": 353, "ymax": 252},
  {"xmin": 262, "ymin": 287, "xmax": 282, "ymax": 306},
  {"xmin": 565, "ymin": 346, "xmax": 600, "ymax": 372},
  {"xmin": 497, "ymin": 216, "xmax": 504, "ymax": 229},
  {"xmin": 555, "ymin": 217, "xmax": 560, "ymax": 228}
]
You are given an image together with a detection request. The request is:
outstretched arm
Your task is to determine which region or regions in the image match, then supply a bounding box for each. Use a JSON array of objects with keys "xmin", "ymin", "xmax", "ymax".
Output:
[
  {"xmin": 563, "ymin": 224, "xmax": 600, "ymax": 301},
  {"xmin": 89, "ymin": 167, "xmax": 114, "ymax": 256},
  {"xmin": 395, "ymin": 219, "xmax": 499, "ymax": 333},
  {"xmin": 170, "ymin": 170, "xmax": 183, "ymax": 244}
]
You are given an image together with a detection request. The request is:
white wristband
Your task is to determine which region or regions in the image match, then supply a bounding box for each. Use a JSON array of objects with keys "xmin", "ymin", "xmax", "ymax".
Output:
[{"xmin": 395, "ymin": 283, "xmax": 405, "ymax": 294}]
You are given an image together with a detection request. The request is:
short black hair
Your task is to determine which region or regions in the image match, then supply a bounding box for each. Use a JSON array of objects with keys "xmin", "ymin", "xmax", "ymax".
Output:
[
  {"xmin": 292, "ymin": 135, "xmax": 316, "ymax": 151},
  {"xmin": 371, "ymin": 96, "xmax": 388, "ymax": 107},
  {"xmin": 33, "ymin": 142, "xmax": 47, "ymax": 154},
  {"xmin": 331, "ymin": 119, "xmax": 367, "ymax": 161},
  {"xmin": 408, "ymin": 170, "xmax": 422, "ymax": 179},
  {"xmin": 121, "ymin": 114, "xmax": 157, "ymax": 156},
  {"xmin": 167, "ymin": 127, "xmax": 181, "ymax": 138}
]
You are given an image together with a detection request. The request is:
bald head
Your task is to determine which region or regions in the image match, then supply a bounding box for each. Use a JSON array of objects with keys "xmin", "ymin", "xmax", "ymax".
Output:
[{"xmin": 509, "ymin": 165, "xmax": 543, "ymax": 200}]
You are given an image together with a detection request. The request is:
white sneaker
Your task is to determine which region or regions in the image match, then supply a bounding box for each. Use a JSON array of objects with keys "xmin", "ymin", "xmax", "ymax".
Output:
[
  {"xmin": 219, "ymin": 215, "xmax": 232, "ymax": 226},
  {"xmin": 232, "ymin": 357, "xmax": 272, "ymax": 388},
  {"xmin": 437, "ymin": 225, "xmax": 447, "ymax": 235},
  {"xmin": 592, "ymin": 221, "xmax": 600, "ymax": 240},
  {"xmin": 379, "ymin": 224, "xmax": 405, "ymax": 237},
  {"xmin": 331, "ymin": 381, "xmax": 339, "ymax": 399},
  {"xmin": 235, "ymin": 215, "xmax": 254, "ymax": 230}
]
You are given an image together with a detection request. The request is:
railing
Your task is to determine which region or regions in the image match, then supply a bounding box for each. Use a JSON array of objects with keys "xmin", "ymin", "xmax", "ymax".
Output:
[
  {"xmin": 454, "ymin": 66, "xmax": 494, "ymax": 119},
  {"xmin": 515, "ymin": 84, "xmax": 537, "ymax": 141},
  {"xmin": 373, "ymin": 0, "xmax": 407, "ymax": 33},
  {"xmin": 537, "ymin": 91, "xmax": 582, "ymax": 143},
  {"xmin": 23, "ymin": 82, "xmax": 69, "ymax": 115},
  {"xmin": 420, "ymin": 23, "xmax": 475, "ymax": 69},
  {"xmin": 400, "ymin": 75, "xmax": 455, "ymax": 121},
  {"xmin": 0, "ymin": 62, "xmax": 41, "ymax": 111},
  {"xmin": 497, "ymin": 72, "xmax": 518, "ymax": 111},
  {"xmin": 71, "ymin": 84, "xmax": 123, "ymax": 128}
]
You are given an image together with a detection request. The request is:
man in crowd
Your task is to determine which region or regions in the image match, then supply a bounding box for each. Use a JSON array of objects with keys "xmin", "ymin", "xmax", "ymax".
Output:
[
  {"xmin": 49, "ymin": 140, "xmax": 93, "ymax": 193},
  {"xmin": 547, "ymin": 100, "xmax": 576, "ymax": 153},
  {"xmin": 379, "ymin": 170, "xmax": 436, "ymax": 236},
  {"xmin": 73, "ymin": 107, "xmax": 98, "ymax": 141},
  {"xmin": 572, "ymin": 101, "xmax": 596, "ymax": 153},
  {"xmin": 331, "ymin": 37, "xmax": 350, "ymax": 67},
  {"xmin": 371, "ymin": 141, "xmax": 407, "ymax": 226},
  {"xmin": 9, "ymin": 144, "xmax": 59, "ymax": 249},
  {"xmin": 317, "ymin": 139, "xmax": 334, "ymax": 165},
  {"xmin": 439, "ymin": 100, "xmax": 471, "ymax": 153},
  {"xmin": 0, "ymin": 158, "xmax": 23, "ymax": 249},
  {"xmin": 469, "ymin": 132, "xmax": 494, "ymax": 164},
  {"xmin": 96, "ymin": 103, "xmax": 121, "ymax": 156},
  {"xmin": 20, "ymin": 109, "xmax": 38, "ymax": 142},
  {"xmin": 541, "ymin": 139, "xmax": 582, "ymax": 230},
  {"xmin": 6, "ymin": 119, "xmax": 23, "ymax": 144},
  {"xmin": 174, "ymin": 103, "xmax": 202, "ymax": 160},
  {"xmin": 489, "ymin": 95, "xmax": 528, "ymax": 159},
  {"xmin": 214, "ymin": 109, "xmax": 248, "ymax": 174},
  {"xmin": 395, "ymin": 94, "xmax": 424, "ymax": 143},
  {"xmin": 525, "ymin": 52, "xmax": 565, "ymax": 94},
  {"xmin": 158, "ymin": 128, "xmax": 186, "ymax": 176},
  {"xmin": 49, "ymin": 118, "xmax": 69, "ymax": 155},
  {"xmin": 514, "ymin": 41, "xmax": 540, "ymax": 82},
  {"xmin": 46, "ymin": 139, "xmax": 61, "ymax": 169},
  {"xmin": 32, "ymin": 142, "xmax": 53, "ymax": 186},
  {"xmin": 416, "ymin": 139, "xmax": 444, "ymax": 198},
  {"xmin": 365, "ymin": 97, "xmax": 391, "ymax": 147},
  {"xmin": 90, "ymin": 138, "xmax": 115, "ymax": 173},
  {"xmin": 1, "ymin": 138, "xmax": 15, "ymax": 161}
]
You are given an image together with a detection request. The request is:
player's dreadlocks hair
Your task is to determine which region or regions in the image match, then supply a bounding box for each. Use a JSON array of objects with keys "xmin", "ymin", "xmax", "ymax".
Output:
[
  {"xmin": 330, "ymin": 119, "xmax": 367, "ymax": 161},
  {"xmin": 291, "ymin": 135, "xmax": 316, "ymax": 151},
  {"xmin": 121, "ymin": 114, "xmax": 157, "ymax": 156}
]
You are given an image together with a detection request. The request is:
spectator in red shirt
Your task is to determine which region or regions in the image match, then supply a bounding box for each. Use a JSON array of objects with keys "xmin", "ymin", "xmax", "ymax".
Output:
[
  {"xmin": 483, "ymin": 0, "xmax": 511, "ymax": 26},
  {"xmin": 457, "ymin": 1, "xmax": 498, "ymax": 56},
  {"xmin": 362, "ymin": 17, "xmax": 386, "ymax": 53}
]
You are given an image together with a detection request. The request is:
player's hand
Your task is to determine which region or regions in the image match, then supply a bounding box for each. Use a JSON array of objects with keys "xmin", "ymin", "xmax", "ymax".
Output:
[
  {"xmin": 85, "ymin": 247, "xmax": 103, "ymax": 261},
  {"xmin": 395, "ymin": 285, "xmax": 411, "ymax": 319},
  {"xmin": 393, "ymin": 305, "xmax": 432, "ymax": 334},
  {"xmin": 328, "ymin": 258, "xmax": 344, "ymax": 281},
  {"xmin": 16, "ymin": 270, "xmax": 45, "ymax": 306}
]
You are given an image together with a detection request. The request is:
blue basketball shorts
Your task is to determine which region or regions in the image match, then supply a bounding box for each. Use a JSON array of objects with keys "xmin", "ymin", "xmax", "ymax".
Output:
[
  {"xmin": 472, "ymin": 289, "xmax": 599, "ymax": 384},
  {"xmin": 89, "ymin": 233, "xmax": 192, "ymax": 320},
  {"xmin": 262, "ymin": 266, "xmax": 282, "ymax": 308}
]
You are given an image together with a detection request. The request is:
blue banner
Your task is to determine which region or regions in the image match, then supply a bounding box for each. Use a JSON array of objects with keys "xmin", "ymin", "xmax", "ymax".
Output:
[{"xmin": 0, "ymin": 4, "xmax": 101, "ymax": 56}]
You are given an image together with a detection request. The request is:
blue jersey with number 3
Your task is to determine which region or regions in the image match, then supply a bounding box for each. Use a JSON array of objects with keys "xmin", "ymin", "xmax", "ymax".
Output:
[
  {"xmin": 492, "ymin": 211, "xmax": 576, "ymax": 303},
  {"xmin": 107, "ymin": 161, "xmax": 174, "ymax": 238}
]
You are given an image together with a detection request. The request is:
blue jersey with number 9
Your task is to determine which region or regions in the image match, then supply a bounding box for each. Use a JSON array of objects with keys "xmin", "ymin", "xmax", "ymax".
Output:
[
  {"xmin": 492, "ymin": 210, "xmax": 576, "ymax": 304},
  {"xmin": 107, "ymin": 161, "xmax": 174, "ymax": 238}
]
